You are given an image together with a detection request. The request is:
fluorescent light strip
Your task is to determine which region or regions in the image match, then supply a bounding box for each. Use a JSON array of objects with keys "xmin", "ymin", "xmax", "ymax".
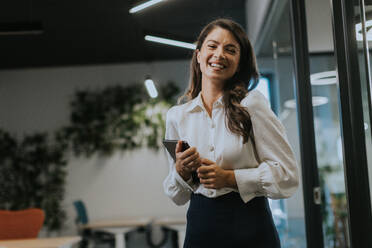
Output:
[
  {"xmin": 284, "ymin": 96, "xmax": 329, "ymax": 109},
  {"xmin": 310, "ymin": 70, "xmax": 337, "ymax": 85},
  {"xmin": 0, "ymin": 22, "xmax": 43, "ymax": 36},
  {"xmin": 145, "ymin": 35, "xmax": 196, "ymax": 50},
  {"xmin": 145, "ymin": 79, "xmax": 158, "ymax": 98},
  {"xmin": 129, "ymin": 0, "xmax": 165, "ymax": 14},
  {"xmin": 0, "ymin": 30, "xmax": 43, "ymax": 36}
]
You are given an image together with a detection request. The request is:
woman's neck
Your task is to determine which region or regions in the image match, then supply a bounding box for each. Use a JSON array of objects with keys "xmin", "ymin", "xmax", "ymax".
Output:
[{"xmin": 201, "ymin": 78, "xmax": 224, "ymax": 117}]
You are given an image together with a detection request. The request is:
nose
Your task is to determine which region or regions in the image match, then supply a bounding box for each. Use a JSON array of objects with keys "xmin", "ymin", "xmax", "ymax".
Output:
[{"xmin": 213, "ymin": 47, "xmax": 226, "ymax": 59}]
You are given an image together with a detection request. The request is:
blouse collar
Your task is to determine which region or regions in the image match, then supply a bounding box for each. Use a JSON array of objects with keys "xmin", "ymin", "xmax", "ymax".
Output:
[{"xmin": 185, "ymin": 92, "xmax": 224, "ymax": 113}]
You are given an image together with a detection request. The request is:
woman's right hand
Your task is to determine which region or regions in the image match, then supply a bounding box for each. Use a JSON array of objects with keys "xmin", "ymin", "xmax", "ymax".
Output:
[{"xmin": 175, "ymin": 140, "xmax": 201, "ymax": 181}]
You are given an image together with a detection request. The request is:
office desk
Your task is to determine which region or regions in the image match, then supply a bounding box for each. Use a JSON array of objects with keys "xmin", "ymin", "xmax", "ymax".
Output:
[
  {"xmin": 82, "ymin": 218, "xmax": 151, "ymax": 248},
  {"xmin": 0, "ymin": 236, "xmax": 81, "ymax": 248},
  {"xmin": 82, "ymin": 217, "xmax": 186, "ymax": 248}
]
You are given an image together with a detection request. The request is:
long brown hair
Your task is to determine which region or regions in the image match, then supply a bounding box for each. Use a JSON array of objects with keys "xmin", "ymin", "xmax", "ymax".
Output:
[{"xmin": 179, "ymin": 18, "xmax": 259, "ymax": 143}]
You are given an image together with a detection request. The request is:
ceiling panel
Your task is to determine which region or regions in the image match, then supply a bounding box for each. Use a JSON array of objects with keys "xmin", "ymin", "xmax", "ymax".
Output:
[{"xmin": 0, "ymin": 0, "xmax": 246, "ymax": 68}]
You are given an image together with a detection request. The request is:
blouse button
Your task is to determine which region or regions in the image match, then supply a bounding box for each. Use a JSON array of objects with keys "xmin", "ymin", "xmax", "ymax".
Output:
[
  {"xmin": 211, "ymin": 123, "xmax": 215, "ymax": 128},
  {"xmin": 209, "ymin": 146, "xmax": 214, "ymax": 152}
]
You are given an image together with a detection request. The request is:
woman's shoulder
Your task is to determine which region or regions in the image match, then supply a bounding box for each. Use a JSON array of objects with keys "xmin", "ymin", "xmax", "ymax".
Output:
[
  {"xmin": 240, "ymin": 90, "xmax": 269, "ymax": 109},
  {"xmin": 166, "ymin": 101, "xmax": 194, "ymax": 119}
]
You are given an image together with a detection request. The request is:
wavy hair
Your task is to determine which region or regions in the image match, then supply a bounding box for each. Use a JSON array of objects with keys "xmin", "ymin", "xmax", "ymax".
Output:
[{"xmin": 179, "ymin": 18, "xmax": 259, "ymax": 143}]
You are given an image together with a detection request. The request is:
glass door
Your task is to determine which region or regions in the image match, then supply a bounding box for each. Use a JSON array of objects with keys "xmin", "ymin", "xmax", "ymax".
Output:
[
  {"xmin": 255, "ymin": 1, "xmax": 319, "ymax": 246},
  {"xmin": 330, "ymin": 0, "xmax": 372, "ymax": 246},
  {"xmin": 303, "ymin": 0, "xmax": 350, "ymax": 246},
  {"xmin": 255, "ymin": 0, "xmax": 372, "ymax": 246}
]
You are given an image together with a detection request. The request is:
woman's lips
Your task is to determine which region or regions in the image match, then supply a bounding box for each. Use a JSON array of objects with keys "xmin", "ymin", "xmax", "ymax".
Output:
[{"xmin": 208, "ymin": 62, "xmax": 226, "ymax": 70}]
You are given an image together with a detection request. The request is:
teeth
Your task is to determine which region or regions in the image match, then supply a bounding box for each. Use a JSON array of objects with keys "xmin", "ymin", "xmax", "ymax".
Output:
[{"xmin": 210, "ymin": 63, "xmax": 224, "ymax": 69}]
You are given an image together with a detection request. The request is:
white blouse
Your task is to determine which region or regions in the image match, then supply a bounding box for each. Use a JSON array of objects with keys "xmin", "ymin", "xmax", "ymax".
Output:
[{"xmin": 163, "ymin": 90, "xmax": 299, "ymax": 205}]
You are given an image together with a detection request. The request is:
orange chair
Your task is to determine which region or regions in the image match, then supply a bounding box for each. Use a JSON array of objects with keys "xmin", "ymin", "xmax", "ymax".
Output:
[{"xmin": 0, "ymin": 208, "xmax": 45, "ymax": 240}]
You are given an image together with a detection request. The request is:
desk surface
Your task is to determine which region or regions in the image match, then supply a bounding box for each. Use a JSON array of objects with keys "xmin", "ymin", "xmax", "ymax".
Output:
[
  {"xmin": 154, "ymin": 217, "xmax": 186, "ymax": 226},
  {"xmin": 82, "ymin": 217, "xmax": 186, "ymax": 229},
  {"xmin": 82, "ymin": 217, "xmax": 152, "ymax": 229},
  {"xmin": 0, "ymin": 236, "xmax": 81, "ymax": 248}
]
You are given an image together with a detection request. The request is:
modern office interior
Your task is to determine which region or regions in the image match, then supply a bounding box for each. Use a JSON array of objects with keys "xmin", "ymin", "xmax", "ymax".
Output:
[{"xmin": 0, "ymin": 0, "xmax": 372, "ymax": 247}]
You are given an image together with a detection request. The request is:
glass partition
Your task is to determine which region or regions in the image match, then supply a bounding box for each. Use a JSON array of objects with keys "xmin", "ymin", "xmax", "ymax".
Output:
[
  {"xmin": 256, "ymin": 1, "xmax": 307, "ymax": 247},
  {"xmin": 304, "ymin": 0, "xmax": 351, "ymax": 245},
  {"xmin": 309, "ymin": 54, "xmax": 349, "ymax": 247}
]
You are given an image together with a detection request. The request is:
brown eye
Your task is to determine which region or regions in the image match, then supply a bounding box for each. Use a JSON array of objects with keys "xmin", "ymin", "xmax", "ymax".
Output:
[
  {"xmin": 226, "ymin": 48, "xmax": 236, "ymax": 54},
  {"xmin": 208, "ymin": 44, "xmax": 217, "ymax": 49}
]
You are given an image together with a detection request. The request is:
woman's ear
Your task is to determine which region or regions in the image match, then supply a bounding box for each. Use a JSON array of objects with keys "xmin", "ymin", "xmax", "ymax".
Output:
[{"xmin": 196, "ymin": 49, "xmax": 201, "ymax": 64}]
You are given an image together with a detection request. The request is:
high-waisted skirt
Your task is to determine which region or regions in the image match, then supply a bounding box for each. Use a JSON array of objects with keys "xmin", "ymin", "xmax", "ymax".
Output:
[{"xmin": 183, "ymin": 192, "xmax": 281, "ymax": 248}]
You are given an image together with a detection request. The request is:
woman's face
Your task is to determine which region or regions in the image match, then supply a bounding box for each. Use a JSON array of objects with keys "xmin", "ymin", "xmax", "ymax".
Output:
[{"xmin": 197, "ymin": 27, "xmax": 241, "ymax": 84}]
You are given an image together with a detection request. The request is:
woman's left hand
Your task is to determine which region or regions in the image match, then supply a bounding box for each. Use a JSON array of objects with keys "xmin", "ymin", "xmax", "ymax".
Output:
[{"xmin": 197, "ymin": 158, "xmax": 234, "ymax": 189}]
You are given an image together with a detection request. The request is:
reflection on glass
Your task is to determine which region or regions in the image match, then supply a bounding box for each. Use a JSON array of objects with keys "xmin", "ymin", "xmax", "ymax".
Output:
[
  {"xmin": 355, "ymin": 0, "xmax": 372, "ymax": 218},
  {"xmin": 310, "ymin": 64, "xmax": 349, "ymax": 246}
]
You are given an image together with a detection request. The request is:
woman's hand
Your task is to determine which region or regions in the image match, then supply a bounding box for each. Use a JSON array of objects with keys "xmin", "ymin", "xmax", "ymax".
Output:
[
  {"xmin": 197, "ymin": 158, "xmax": 237, "ymax": 189},
  {"xmin": 175, "ymin": 140, "xmax": 201, "ymax": 181}
]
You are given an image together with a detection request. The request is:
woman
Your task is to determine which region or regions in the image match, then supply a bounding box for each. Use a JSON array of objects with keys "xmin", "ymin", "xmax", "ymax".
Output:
[{"xmin": 163, "ymin": 18, "xmax": 299, "ymax": 248}]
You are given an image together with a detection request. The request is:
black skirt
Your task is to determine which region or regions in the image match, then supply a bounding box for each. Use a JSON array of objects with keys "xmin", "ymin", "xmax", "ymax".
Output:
[{"xmin": 184, "ymin": 192, "xmax": 281, "ymax": 248}]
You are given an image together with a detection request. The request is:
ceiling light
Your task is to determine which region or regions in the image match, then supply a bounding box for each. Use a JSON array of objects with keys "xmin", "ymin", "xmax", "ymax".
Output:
[
  {"xmin": 355, "ymin": 20, "xmax": 372, "ymax": 41},
  {"xmin": 284, "ymin": 96, "xmax": 329, "ymax": 109},
  {"xmin": 129, "ymin": 0, "xmax": 165, "ymax": 14},
  {"xmin": 145, "ymin": 35, "xmax": 196, "ymax": 50},
  {"xmin": 310, "ymin": 70, "xmax": 337, "ymax": 85},
  {"xmin": 312, "ymin": 96, "xmax": 329, "ymax": 106},
  {"xmin": 145, "ymin": 78, "xmax": 158, "ymax": 98},
  {"xmin": 0, "ymin": 22, "xmax": 43, "ymax": 36}
]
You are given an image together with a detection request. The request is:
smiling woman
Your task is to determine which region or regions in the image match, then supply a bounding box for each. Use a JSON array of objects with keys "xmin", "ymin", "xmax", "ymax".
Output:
[
  {"xmin": 162, "ymin": 18, "xmax": 299, "ymax": 248},
  {"xmin": 196, "ymin": 27, "xmax": 241, "ymax": 83}
]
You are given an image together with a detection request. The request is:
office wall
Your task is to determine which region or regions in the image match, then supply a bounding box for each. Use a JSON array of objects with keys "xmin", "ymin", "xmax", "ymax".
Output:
[{"xmin": 0, "ymin": 61, "xmax": 191, "ymax": 235}]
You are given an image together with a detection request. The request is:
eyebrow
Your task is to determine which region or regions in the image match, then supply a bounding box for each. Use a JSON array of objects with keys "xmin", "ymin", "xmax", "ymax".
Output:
[{"xmin": 206, "ymin": 39, "xmax": 239, "ymax": 49}]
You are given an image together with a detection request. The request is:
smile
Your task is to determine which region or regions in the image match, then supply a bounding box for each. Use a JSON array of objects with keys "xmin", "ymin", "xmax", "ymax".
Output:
[{"xmin": 209, "ymin": 63, "xmax": 226, "ymax": 69}]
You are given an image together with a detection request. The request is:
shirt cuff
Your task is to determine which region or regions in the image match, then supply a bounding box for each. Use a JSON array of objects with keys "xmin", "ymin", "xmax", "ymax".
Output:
[
  {"xmin": 234, "ymin": 167, "xmax": 262, "ymax": 203},
  {"xmin": 174, "ymin": 170, "xmax": 195, "ymax": 192}
]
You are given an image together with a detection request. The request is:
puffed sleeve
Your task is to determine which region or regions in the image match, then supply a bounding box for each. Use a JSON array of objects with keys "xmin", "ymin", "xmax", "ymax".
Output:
[
  {"xmin": 234, "ymin": 90, "xmax": 299, "ymax": 202},
  {"xmin": 163, "ymin": 106, "xmax": 194, "ymax": 206}
]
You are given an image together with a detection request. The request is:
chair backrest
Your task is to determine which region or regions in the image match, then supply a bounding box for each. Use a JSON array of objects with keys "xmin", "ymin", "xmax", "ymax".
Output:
[
  {"xmin": 0, "ymin": 208, "xmax": 45, "ymax": 240},
  {"xmin": 73, "ymin": 200, "xmax": 89, "ymax": 225}
]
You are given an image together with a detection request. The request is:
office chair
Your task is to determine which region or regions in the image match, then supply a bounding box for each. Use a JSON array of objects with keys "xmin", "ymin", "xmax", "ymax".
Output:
[
  {"xmin": 0, "ymin": 208, "xmax": 44, "ymax": 240},
  {"xmin": 125, "ymin": 223, "xmax": 178, "ymax": 248},
  {"xmin": 73, "ymin": 200, "xmax": 115, "ymax": 248}
]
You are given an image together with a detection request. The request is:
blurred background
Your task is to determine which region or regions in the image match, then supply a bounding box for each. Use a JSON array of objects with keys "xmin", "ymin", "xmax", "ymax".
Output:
[{"xmin": 0, "ymin": 0, "xmax": 371, "ymax": 247}]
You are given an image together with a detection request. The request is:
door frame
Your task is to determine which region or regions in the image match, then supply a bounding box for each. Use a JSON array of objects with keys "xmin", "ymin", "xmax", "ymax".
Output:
[{"xmin": 289, "ymin": 0, "xmax": 324, "ymax": 247}]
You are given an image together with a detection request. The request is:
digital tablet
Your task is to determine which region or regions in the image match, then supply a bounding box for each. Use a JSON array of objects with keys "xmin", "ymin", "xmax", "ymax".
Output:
[
  {"xmin": 162, "ymin": 139, "xmax": 199, "ymax": 183},
  {"xmin": 162, "ymin": 139, "xmax": 190, "ymax": 161}
]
